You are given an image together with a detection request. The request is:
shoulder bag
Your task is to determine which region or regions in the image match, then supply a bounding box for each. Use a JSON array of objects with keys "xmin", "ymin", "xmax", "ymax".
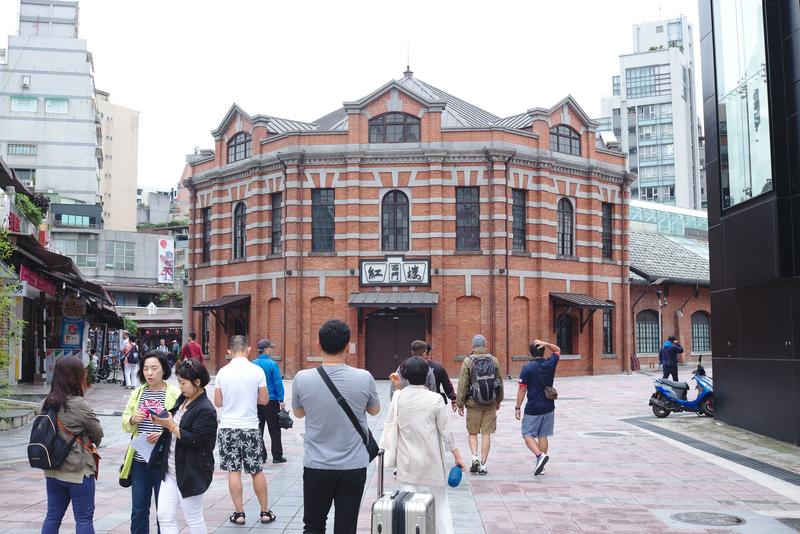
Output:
[{"xmin": 317, "ymin": 367, "xmax": 379, "ymax": 462}]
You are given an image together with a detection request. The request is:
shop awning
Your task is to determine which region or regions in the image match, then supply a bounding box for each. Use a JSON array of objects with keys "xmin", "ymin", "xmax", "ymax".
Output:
[
  {"xmin": 550, "ymin": 293, "xmax": 615, "ymax": 309},
  {"xmin": 193, "ymin": 294, "xmax": 251, "ymax": 311},
  {"xmin": 348, "ymin": 292, "xmax": 439, "ymax": 308},
  {"xmin": 550, "ymin": 292, "xmax": 614, "ymax": 333}
]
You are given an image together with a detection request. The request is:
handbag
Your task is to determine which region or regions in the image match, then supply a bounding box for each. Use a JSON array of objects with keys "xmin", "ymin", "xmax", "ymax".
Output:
[
  {"xmin": 317, "ymin": 367, "xmax": 379, "ymax": 462},
  {"xmin": 545, "ymin": 386, "xmax": 558, "ymax": 401},
  {"xmin": 277, "ymin": 408, "xmax": 293, "ymax": 429},
  {"xmin": 378, "ymin": 393, "xmax": 400, "ymax": 468}
]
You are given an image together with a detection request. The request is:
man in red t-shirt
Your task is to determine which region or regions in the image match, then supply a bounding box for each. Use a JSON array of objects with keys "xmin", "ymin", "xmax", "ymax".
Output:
[{"xmin": 181, "ymin": 332, "xmax": 204, "ymax": 362}]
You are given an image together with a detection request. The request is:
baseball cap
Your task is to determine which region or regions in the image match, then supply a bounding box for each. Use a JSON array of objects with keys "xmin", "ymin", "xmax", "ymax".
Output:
[{"xmin": 257, "ymin": 338, "xmax": 275, "ymax": 350}]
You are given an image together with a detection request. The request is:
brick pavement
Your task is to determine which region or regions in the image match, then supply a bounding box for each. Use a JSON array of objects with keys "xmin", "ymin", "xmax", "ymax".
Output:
[{"xmin": 1, "ymin": 370, "xmax": 800, "ymax": 533}]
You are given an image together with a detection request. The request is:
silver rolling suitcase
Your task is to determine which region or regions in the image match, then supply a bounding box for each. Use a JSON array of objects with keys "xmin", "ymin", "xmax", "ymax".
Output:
[{"xmin": 371, "ymin": 450, "xmax": 436, "ymax": 533}]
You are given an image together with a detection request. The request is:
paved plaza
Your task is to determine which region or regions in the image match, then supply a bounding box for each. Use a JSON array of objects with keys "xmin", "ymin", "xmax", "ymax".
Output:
[{"xmin": 2, "ymin": 367, "xmax": 800, "ymax": 533}]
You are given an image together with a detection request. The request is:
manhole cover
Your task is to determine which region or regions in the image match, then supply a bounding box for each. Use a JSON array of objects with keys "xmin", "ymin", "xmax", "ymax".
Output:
[
  {"xmin": 671, "ymin": 512, "xmax": 746, "ymax": 526},
  {"xmin": 584, "ymin": 431, "xmax": 626, "ymax": 437}
]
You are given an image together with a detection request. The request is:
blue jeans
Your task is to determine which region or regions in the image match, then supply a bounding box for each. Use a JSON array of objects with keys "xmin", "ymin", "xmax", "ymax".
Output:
[
  {"xmin": 131, "ymin": 460, "xmax": 162, "ymax": 534},
  {"xmin": 42, "ymin": 475, "xmax": 95, "ymax": 534}
]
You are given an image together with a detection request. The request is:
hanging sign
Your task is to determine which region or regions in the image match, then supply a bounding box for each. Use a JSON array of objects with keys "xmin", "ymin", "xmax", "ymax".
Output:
[
  {"xmin": 360, "ymin": 257, "xmax": 430, "ymax": 286},
  {"xmin": 158, "ymin": 238, "xmax": 175, "ymax": 284},
  {"xmin": 19, "ymin": 265, "xmax": 56, "ymax": 296},
  {"xmin": 63, "ymin": 294, "xmax": 86, "ymax": 318},
  {"xmin": 60, "ymin": 317, "xmax": 84, "ymax": 348}
]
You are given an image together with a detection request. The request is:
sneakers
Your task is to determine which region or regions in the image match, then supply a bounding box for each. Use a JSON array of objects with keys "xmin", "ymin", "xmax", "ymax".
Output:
[
  {"xmin": 478, "ymin": 464, "xmax": 488, "ymax": 475},
  {"xmin": 534, "ymin": 454, "xmax": 549, "ymax": 476},
  {"xmin": 470, "ymin": 458, "xmax": 481, "ymax": 474}
]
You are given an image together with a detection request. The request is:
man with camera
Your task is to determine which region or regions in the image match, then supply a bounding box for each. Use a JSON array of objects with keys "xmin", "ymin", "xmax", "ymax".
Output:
[{"xmin": 515, "ymin": 339, "xmax": 560, "ymax": 476}]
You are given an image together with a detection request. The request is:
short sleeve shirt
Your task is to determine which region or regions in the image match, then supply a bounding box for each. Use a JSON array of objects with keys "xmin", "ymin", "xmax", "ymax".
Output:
[
  {"xmin": 518, "ymin": 354, "xmax": 560, "ymax": 416},
  {"xmin": 292, "ymin": 365, "xmax": 379, "ymax": 470},
  {"xmin": 215, "ymin": 357, "xmax": 267, "ymax": 429}
]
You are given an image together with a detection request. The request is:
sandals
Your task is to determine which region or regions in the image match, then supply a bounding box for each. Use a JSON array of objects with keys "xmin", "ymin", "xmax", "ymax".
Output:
[
  {"xmin": 229, "ymin": 509, "xmax": 276, "ymax": 525},
  {"xmin": 229, "ymin": 511, "xmax": 245, "ymax": 525},
  {"xmin": 260, "ymin": 510, "xmax": 277, "ymax": 524}
]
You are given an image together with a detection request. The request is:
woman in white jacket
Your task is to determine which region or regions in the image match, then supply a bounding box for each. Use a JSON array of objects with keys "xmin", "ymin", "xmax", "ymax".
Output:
[{"xmin": 382, "ymin": 356, "xmax": 466, "ymax": 534}]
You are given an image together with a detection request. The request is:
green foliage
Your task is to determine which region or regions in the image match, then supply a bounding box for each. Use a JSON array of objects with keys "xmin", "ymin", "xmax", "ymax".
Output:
[
  {"xmin": 123, "ymin": 316, "xmax": 138, "ymax": 337},
  {"xmin": 0, "ymin": 228, "xmax": 25, "ymax": 403},
  {"xmin": 158, "ymin": 290, "xmax": 182, "ymax": 306},
  {"xmin": 137, "ymin": 218, "xmax": 189, "ymax": 230},
  {"xmin": 14, "ymin": 193, "xmax": 43, "ymax": 227}
]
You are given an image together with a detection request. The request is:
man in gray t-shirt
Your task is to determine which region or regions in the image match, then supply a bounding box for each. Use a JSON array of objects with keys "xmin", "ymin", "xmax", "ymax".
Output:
[{"xmin": 292, "ymin": 320, "xmax": 380, "ymax": 533}]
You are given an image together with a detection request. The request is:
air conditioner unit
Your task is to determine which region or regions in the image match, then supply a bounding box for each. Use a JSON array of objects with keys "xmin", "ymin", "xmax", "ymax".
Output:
[
  {"xmin": 23, "ymin": 179, "xmax": 34, "ymax": 188},
  {"xmin": 20, "ymin": 75, "xmax": 31, "ymax": 88},
  {"xmin": 0, "ymin": 49, "xmax": 7, "ymax": 65}
]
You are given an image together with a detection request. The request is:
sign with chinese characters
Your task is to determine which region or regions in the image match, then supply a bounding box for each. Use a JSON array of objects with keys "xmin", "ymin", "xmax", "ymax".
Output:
[
  {"xmin": 19, "ymin": 265, "xmax": 56, "ymax": 296},
  {"xmin": 360, "ymin": 257, "xmax": 430, "ymax": 286},
  {"xmin": 158, "ymin": 238, "xmax": 174, "ymax": 284}
]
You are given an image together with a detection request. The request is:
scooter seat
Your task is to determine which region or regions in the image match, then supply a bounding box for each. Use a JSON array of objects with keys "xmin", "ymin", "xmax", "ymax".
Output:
[{"xmin": 659, "ymin": 379, "xmax": 689, "ymax": 390}]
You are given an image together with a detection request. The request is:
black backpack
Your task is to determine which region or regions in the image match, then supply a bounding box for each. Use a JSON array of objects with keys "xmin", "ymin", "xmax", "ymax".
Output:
[
  {"xmin": 27, "ymin": 407, "xmax": 81, "ymax": 470},
  {"xmin": 469, "ymin": 355, "xmax": 500, "ymax": 405},
  {"xmin": 127, "ymin": 343, "xmax": 140, "ymax": 365}
]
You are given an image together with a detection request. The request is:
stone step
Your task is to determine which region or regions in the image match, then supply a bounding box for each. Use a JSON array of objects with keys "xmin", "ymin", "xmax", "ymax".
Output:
[{"xmin": 0, "ymin": 409, "xmax": 34, "ymax": 431}]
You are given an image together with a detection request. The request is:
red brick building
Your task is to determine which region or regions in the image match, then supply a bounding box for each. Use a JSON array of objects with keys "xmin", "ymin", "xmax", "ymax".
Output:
[{"xmin": 184, "ymin": 71, "xmax": 634, "ymax": 378}]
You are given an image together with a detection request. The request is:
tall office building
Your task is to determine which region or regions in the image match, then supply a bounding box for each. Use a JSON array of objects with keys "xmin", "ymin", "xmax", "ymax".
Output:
[
  {"xmin": 0, "ymin": 0, "xmax": 101, "ymax": 205},
  {"xmin": 96, "ymin": 89, "xmax": 138, "ymax": 231},
  {"xmin": 598, "ymin": 16, "xmax": 702, "ymax": 209}
]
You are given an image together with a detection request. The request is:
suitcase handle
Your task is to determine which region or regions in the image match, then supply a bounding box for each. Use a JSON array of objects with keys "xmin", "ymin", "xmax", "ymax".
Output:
[{"xmin": 377, "ymin": 448, "xmax": 384, "ymax": 499}]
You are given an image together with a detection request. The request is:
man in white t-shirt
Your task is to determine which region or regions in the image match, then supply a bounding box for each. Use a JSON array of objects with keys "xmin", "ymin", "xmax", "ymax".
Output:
[{"xmin": 214, "ymin": 335, "xmax": 274, "ymax": 525}]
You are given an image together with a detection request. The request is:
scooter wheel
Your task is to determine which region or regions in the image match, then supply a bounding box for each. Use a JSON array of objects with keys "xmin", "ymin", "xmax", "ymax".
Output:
[
  {"xmin": 652, "ymin": 404, "xmax": 670, "ymax": 418},
  {"xmin": 700, "ymin": 395, "xmax": 714, "ymax": 417}
]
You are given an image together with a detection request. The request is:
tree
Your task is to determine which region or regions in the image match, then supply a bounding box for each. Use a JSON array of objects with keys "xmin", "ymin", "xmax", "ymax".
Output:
[
  {"xmin": 0, "ymin": 228, "xmax": 25, "ymax": 402},
  {"xmin": 123, "ymin": 316, "xmax": 138, "ymax": 337}
]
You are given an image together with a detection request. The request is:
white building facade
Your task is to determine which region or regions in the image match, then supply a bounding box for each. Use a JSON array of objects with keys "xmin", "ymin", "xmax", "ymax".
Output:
[
  {"xmin": 599, "ymin": 16, "xmax": 701, "ymax": 209},
  {"xmin": 0, "ymin": 0, "xmax": 101, "ymax": 205},
  {"xmin": 96, "ymin": 89, "xmax": 139, "ymax": 231}
]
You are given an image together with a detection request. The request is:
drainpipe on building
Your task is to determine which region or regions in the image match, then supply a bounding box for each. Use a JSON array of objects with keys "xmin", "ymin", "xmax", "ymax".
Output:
[
  {"xmin": 484, "ymin": 149, "xmax": 496, "ymax": 358},
  {"xmin": 187, "ymin": 183, "xmax": 196, "ymax": 350},
  {"xmin": 297, "ymin": 152, "xmax": 306, "ymax": 375},
  {"xmin": 276, "ymin": 153, "xmax": 289, "ymax": 377},
  {"xmin": 504, "ymin": 150, "xmax": 516, "ymax": 378}
]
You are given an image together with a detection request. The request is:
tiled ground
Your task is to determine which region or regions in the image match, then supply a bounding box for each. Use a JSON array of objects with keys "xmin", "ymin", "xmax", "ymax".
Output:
[{"xmin": 2, "ymin": 366, "xmax": 800, "ymax": 533}]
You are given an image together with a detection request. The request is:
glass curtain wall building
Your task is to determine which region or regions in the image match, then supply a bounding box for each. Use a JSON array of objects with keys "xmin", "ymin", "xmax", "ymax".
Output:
[{"xmin": 700, "ymin": 0, "xmax": 800, "ymax": 445}]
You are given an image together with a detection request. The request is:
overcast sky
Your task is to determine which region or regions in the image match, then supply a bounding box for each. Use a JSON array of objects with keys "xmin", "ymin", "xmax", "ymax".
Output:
[{"xmin": 0, "ymin": 0, "xmax": 701, "ymax": 190}]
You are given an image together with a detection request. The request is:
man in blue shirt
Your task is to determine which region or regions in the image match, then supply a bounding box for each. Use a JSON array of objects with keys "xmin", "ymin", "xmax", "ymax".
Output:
[
  {"xmin": 253, "ymin": 338, "xmax": 286, "ymax": 463},
  {"xmin": 659, "ymin": 336, "xmax": 684, "ymax": 381},
  {"xmin": 515, "ymin": 338, "xmax": 560, "ymax": 476}
]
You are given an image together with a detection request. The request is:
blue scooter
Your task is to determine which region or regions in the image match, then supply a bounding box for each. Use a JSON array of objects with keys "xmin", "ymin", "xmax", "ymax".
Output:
[{"xmin": 649, "ymin": 355, "xmax": 713, "ymax": 418}]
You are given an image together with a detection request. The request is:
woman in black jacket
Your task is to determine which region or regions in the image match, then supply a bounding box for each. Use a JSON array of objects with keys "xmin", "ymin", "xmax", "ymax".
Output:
[{"xmin": 149, "ymin": 359, "xmax": 217, "ymax": 533}]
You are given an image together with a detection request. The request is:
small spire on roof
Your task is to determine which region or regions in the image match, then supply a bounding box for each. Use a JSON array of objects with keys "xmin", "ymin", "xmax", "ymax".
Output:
[{"xmin": 403, "ymin": 65, "xmax": 413, "ymax": 78}]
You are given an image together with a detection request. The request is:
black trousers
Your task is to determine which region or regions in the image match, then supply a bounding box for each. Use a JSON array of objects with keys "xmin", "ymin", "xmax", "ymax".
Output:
[
  {"xmin": 663, "ymin": 365, "xmax": 678, "ymax": 381},
  {"xmin": 257, "ymin": 401, "xmax": 283, "ymax": 460},
  {"xmin": 303, "ymin": 467, "xmax": 367, "ymax": 534}
]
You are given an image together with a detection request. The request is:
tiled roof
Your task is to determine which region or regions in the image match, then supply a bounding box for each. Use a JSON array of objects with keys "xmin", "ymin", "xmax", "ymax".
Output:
[
  {"xmin": 255, "ymin": 115, "xmax": 317, "ymax": 134},
  {"xmin": 312, "ymin": 107, "xmax": 348, "ymax": 131},
  {"xmin": 629, "ymin": 232, "xmax": 709, "ymax": 285},
  {"xmin": 550, "ymin": 293, "xmax": 614, "ymax": 308},
  {"xmin": 494, "ymin": 112, "xmax": 532, "ymax": 129}
]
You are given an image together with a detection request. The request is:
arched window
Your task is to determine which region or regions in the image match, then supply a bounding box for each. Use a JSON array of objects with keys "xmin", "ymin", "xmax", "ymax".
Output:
[
  {"xmin": 555, "ymin": 313, "xmax": 574, "ymax": 354},
  {"xmin": 636, "ymin": 309, "xmax": 659, "ymax": 353},
  {"xmin": 227, "ymin": 132, "xmax": 252, "ymax": 163},
  {"xmin": 557, "ymin": 198, "xmax": 574, "ymax": 256},
  {"xmin": 368, "ymin": 113, "xmax": 420, "ymax": 143},
  {"xmin": 381, "ymin": 190, "xmax": 409, "ymax": 251},
  {"xmin": 691, "ymin": 311, "xmax": 711, "ymax": 352},
  {"xmin": 549, "ymin": 124, "xmax": 581, "ymax": 156},
  {"xmin": 233, "ymin": 202, "xmax": 246, "ymax": 259}
]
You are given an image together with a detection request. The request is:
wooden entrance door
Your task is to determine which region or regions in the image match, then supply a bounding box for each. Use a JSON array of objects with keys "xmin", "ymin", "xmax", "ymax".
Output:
[{"xmin": 365, "ymin": 308, "xmax": 426, "ymax": 379}]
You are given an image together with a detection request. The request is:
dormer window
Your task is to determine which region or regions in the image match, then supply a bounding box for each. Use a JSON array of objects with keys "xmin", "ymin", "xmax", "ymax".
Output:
[
  {"xmin": 549, "ymin": 124, "xmax": 581, "ymax": 156},
  {"xmin": 227, "ymin": 132, "xmax": 252, "ymax": 163},
  {"xmin": 369, "ymin": 113, "xmax": 420, "ymax": 143}
]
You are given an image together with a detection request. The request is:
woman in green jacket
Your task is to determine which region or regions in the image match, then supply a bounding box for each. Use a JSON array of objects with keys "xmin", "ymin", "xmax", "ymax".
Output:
[
  {"xmin": 42, "ymin": 356, "xmax": 104, "ymax": 533},
  {"xmin": 121, "ymin": 350, "xmax": 180, "ymax": 534}
]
